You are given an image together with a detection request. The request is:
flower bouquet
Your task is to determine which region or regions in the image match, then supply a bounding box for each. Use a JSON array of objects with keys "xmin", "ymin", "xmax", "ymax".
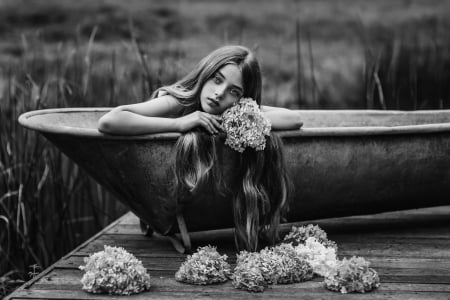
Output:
[
  {"xmin": 232, "ymin": 244, "xmax": 313, "ymax": 292},
  {"xmin": 221, "ymin": 98, "xmax": 271, "ymax": 153},
  {"xmin": 79, "ymin": 245, "xmax": 151, "ymax": 295},
  {"xmin": 324, "ymin": 256, "xmax": 380, "ymax": 294},
  {"xmin": 175, "ymin": 245, "xmax": 232, "ymax": 285},
  {"xmin": 232, "ymin": 251, "xmax": 267, "ymax": 292}
]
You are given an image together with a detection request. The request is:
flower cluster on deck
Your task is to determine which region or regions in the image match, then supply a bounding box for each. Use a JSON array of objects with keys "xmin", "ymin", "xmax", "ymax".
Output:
[
  {"xmin": 79, "ymin": 245, "xmax": 151, "ymax": 295},
  {"xmin": 174, "ymin": 245, "xmax": 231, "ymax": 285},
  {"xmin": 232, "ymin": 243, "xmax": 314, "ymax": 292},
  {"xmin": 324, "ymin": 256, "xmax": 381, "ymax": 294}
]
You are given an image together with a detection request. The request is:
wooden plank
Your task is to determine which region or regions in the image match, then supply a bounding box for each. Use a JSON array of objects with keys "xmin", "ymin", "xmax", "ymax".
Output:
[
  {"xmin": 105, "ymin": 223, "xmax": 450, "ymax": 239},
  {"xmin": 10, "ymin": 274, "xmax": 450, "ymax": 300},
  {"xmin": 337, "ymin": 247, "xmax": 450, "ymax": 258},
  {"xmin": 114, "ymin": 212, "xmax": 140, "ymax": 224},
  {"xmin": 9, "ymin": 288, "xmax": 450, "ymax": 300},
  {"xmin": 106, "ymin": 205, "xmax": 450, "ymax": 235},
  {"xmin": 93, "ymin": 233, "xmax": 450, "ymax": 246}
]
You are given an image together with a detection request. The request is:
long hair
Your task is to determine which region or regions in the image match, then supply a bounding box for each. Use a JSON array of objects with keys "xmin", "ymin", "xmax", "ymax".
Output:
[
  {"xmin": 232, "ymin": 134, "xmax": 289, "ymax": 251},
  {"xmin": 151, "ymin": 45, "xmax": 262, "ymax": 112},
  {"xmin": 173, "ymin": 131, "xmax": 290, "ymax": 251},
  {"xmin": 172, "ymin": 130, "xmax": 227, "ymax": 210},
  {"xmin": 169, "ymin": 45, "xmax": 289, "ymax": 251}
]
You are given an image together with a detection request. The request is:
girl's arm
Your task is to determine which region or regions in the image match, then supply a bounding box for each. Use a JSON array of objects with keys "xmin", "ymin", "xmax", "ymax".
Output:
[
  {"xmin": 261, "ymin": 106, "xmax": 303, "ymax": 130},
  {"xmin": 98, "ymin": 96, "xmax": 222, "ymax": 135}
]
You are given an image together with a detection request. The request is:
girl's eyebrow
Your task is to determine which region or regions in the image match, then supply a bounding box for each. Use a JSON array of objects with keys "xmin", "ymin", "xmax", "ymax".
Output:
[{"xmin": 217, "ymin": 70, "xmax": 243, "ymax": 92}]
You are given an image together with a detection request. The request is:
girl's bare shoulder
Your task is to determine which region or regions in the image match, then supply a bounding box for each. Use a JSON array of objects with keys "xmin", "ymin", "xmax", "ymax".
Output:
[
  {"xmin": 117, "ymin": 94, "xmax": 183, "ymax": 117},
  {"xmin": 149, "ymin": 94, "xmax": 184, "ymax": 117}
]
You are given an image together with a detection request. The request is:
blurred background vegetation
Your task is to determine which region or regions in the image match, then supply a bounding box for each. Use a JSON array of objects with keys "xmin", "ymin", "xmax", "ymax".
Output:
[{"xmin": 1, "ymin": 0, "xmax": 450, "ymax": 297}]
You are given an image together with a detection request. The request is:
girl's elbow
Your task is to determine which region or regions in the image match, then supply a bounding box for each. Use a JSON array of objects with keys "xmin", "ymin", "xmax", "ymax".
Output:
[
  {"xmin": 98, "ymin": 111, "xmax": 121, "ymax": 133},
  {"xmin": 98, "ymin": 107, "xmax": 126, "ymax": 133},
  {"xmin": 98, "ymin": 115, "xmax": 113, "ymax": 133},
  {"xmin": 295, "ymin": 117, "xmax": 303, "ymax": 129},
  {"xmin": 287, "ymin": 120, "xmax": 303, "ymax": 130},
  {"xmin": 289, "ymin": 113, "xmax": 303, "ymax": 129}
]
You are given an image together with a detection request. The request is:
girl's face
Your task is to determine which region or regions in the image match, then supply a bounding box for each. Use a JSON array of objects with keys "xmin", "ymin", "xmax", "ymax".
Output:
[{"xmin": 200, "ymin": 64, "xmax": 244, "ymax": 114}]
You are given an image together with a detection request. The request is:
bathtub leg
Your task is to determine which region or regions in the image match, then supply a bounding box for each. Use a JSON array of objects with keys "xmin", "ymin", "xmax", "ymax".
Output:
[
  {"xmin": 164, "ymin": 212, "xmax": 193, "ymax": 254},
  {"xmin": 157, "ymin": 213, "xmax": 192, "ymax": 254},
  {"xmin": 140, "ymin": 214, "xmax": 192, "ymax": 254},
  {"xmin": 139, "ymin": 219, "xmax": 154, "ymax": 237},
  {"xmin": 167, "ymin": 235, "xmax": 189, "ymax": 254},
  {"xmin": 176, "ymin": 212, "xmax": 192, "ymax": 253}
]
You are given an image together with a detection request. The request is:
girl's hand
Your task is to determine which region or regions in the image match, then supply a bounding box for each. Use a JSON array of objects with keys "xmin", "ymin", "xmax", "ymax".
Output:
[{"xmin": 175, "ymin": 111, "xmax": 223, "ymax": 134}]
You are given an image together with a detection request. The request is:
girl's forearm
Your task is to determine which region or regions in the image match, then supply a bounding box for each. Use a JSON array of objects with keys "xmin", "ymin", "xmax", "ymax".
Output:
[
  {"xmin": 98, "ymin": 110, "xmax": 179, "ymax": 135},
  {"xmin": 263, "ymin": 107, "xmax": 303, "ymax": 130}
]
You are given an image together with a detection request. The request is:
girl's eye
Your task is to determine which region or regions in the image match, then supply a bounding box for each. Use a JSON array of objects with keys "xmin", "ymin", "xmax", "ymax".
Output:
[
  {"xmin": 213, "ymin": 75, "xmax": 222, "ymax": 84},
  {"xmin": 230, "ymin": 89, "xmax": 241, "ymax": 98}
]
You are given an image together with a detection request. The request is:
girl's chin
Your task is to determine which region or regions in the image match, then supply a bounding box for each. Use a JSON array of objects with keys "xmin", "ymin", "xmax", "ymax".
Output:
[{"xmin": 201, "ymin": 104, "xmax": 220, "ymax": 114}]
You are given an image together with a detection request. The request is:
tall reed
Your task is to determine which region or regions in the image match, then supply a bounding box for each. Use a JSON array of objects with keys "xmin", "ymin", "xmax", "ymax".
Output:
[{"xmin": 361, "ymin": 20, "xmax": 450, "ymax": 110}]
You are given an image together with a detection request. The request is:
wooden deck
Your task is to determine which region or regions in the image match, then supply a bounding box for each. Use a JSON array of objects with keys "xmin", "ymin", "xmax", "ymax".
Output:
[{"xmin": 6, "ymin": 206, "xmax": 450, "ymax": 299}]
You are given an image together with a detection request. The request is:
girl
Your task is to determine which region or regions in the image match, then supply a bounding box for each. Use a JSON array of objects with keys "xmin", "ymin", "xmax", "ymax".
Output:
[{"xmin": 98, "ymin": 45, "xmax": 302, "ymax": 251}]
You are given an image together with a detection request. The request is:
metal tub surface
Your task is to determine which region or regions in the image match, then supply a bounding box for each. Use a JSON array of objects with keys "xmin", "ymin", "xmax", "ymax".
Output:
[{"xmin": 18, "ymin": 108, "xmax": 450, "ymax": 235}]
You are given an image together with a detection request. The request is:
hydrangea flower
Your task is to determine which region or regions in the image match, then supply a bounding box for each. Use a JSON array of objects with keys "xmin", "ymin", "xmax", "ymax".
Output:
[
  {"xmin": 232, "ymin": 245, "xmax": 313, "ymax": 292},
  {"xmin": 221, "ymin": 98, "xmax": 271, "ymax": 153},
  {"xmin": 232, "ymin": 251, "xmax": 267, "ymax": 292},
  {"xmin": 283, "ymin": 224, "xmax": 338, "ymax": 250},
  {"xmin": 324, "ymin": 256, "xmax": 380, "ymax": 294},
  {"xmin": 79, "ymin": 245, "xmax": 151, "ymax": 295},
  {"xmin": 175, "ymin": 245, "xmax": 232, "ymax": 285},
  {"xmin": 269, "ymin": 244, "xmax": 314, "ymax": 284},
  {"xmin": 294, "ymin": 237, "xmax": 338, "ymax": 278}
]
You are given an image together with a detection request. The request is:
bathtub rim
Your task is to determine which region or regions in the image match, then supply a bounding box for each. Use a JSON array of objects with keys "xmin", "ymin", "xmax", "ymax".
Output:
[{"xmin": 18, "ymin": 107, "xmax": 450, "ymax": 139}]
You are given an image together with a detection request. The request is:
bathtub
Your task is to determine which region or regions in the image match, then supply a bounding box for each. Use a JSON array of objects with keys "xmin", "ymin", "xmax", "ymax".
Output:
[{"xmin": 18, "ymin": 108, "xmax": 450, "ymax": 243}]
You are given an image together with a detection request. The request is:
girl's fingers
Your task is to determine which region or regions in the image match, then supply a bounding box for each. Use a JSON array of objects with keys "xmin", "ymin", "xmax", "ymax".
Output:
[
  {"xmin": 209, "ymin": 117, "xmax": 223, "ymax": 132},
  {"xmin": 199, "ymin": 113, "xmax": 218, "ymax": 134},
  {"xmin": 199, "ymin": 118, "xmax": 216, "ymax": 135},
  {"xmin": 204, "ymin": 113, "xmax": 223, "ymax": 131},
  {"xmin": 195, "ymin": 112, "xmax": 222, "ymax": 134}
]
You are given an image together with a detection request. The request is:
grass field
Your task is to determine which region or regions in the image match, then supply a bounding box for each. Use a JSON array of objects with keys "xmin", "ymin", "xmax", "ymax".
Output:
[
  {"xmin": 1, "ymin": 0, "xmax": 449, "ymax": 108},
  {"xmin": 0, "ymin": 0, "xmax": 449, "ymax": 297}
]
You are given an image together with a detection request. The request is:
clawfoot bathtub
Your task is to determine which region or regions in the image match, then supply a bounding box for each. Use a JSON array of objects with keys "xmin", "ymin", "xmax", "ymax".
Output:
[{"xmin": 19, "ymin": 108, "xmax": 450, "ymax": 250}]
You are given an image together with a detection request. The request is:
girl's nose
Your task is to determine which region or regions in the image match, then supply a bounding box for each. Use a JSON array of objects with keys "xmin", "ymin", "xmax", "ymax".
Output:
[{"xmin": 214, "ymin": 84, "xmax": 226, "ymax": 99}]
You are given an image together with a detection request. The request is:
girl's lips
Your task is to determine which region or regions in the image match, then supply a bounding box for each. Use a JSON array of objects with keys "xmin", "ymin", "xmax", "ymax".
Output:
[{"xmin": 207, "ymin": 98, "xmax": 220, "ymax": 107}]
